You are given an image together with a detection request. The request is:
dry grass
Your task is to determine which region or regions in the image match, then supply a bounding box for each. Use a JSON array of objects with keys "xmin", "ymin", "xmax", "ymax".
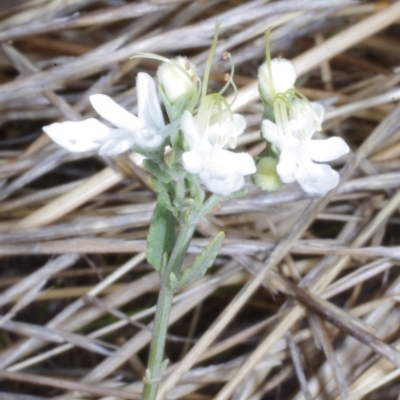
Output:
[{"xmin": 0, "ymin": 0, "xmax": 400, "ymax": 399}]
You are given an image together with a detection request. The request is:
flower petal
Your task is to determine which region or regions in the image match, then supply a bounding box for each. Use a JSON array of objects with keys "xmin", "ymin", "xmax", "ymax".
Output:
[
  {"xmin": 232, "ymin": 114, "xmax": 246, "ymax": 137},
  {"xmin": 276, "ymin": 150, "xmax": 297, "ymax": 183},
  {"xmin": 261, "ymin": 119, "xmax": 280, "ymax": 146},
  {"xmin": 182, "ymin": 150, "xmax": 204, "ymax": 174},
  {"xmin": 294, "ymin": 159, "xmax": 339, "ymax": 195},
  {"xmin": 181, "ymin": 111, "xmax": 200, "ymax": 150},
  {"xmin": 90, "ymin": 94, "xmax": 142, "ymax": 131},
  {"xmin": 99, "ymin": 139, "xmax": 135, "ymax": 156},
  {"xmin": 312, "ymin": 102, "xmax": 325, "ymax": 124},
  {"xmin": 199, "ymin": 170, "xmax": 244, "ymax": 196},
  {"xmin": 137, "ymin": 72, "xmax": 164, "ymax": 130},
  {"xmin": 230, "ymin": 152, "xmax": 256, "ymax": 175},
  {"xmin": 43, "ymin": 118, "xmax": 114, "ymax": 152},
  {"xmin": 133, "ymin": 127, "xmax": 165, "ymax": 149},
  {"xmin": 208, "ymin": 149, "xmax": 255, "ymax": 180},
  {"xmin": 302, "ymin": 137, "xmax": 349, "ymax": 162}
]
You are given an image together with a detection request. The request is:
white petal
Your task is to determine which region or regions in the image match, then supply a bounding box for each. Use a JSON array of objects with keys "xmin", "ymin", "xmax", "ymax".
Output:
[
  {"xmin": 232, "ymin": 114, "xmax": 246, "ymax": 137},
  {"xmin": 134, "ymin": 126, "xmax": 165, "ymax": 149},
  {"xmin": 90, "ymin": 94, "xmax": 142, "ymax": 131},
  {"xmin": 276, "ymin": 150, "xmax": 297, "ymax": 183},
  {"xmin": 205, "ymin": 150, "xmax": 255, "ymax": 185},
  {"xmin": 182, "ymin": 150, "xmax": 204, "ymax": 174},
  {"xmin": 226, "ymin": 151, "xmax": 256, "ymax": 175},
  {"xmin": 289, "ymin": 99, "xmax": 320, "ymax": 140},
  {"xmin": 181, "ymin": 111, "xmax": 200, "ymax": 150},
  {"xmin": 199, "ymin": 170, "xmax": 244, "ymax": 196},
  {"xmin": 294, "ymin": 160, "xmax": 339, "ymax": 195},
  {"xmin": 302, "ymin": 137, "xmax": 349, "ymax": 162},
  {"xmin": 137, "ymin": 72, "xmax": 164, "ymax": 130},
  {"xmin": 99, "ymin": 139, "xmax": 135, "ymax": 156},
  {"xmin": 208, "ymin": 149, "xmax": 237, "ymax": 179},
  {"xmin": 43, "ymin": 118, "xmax": 114, "ymax": 152},
  {"xmin": 261, "ymin": 120, "xmax": 280, "ymax": 146},
  {"xmin": 312, "ymin": 102, "xmax": 325, "ymax": 124}
]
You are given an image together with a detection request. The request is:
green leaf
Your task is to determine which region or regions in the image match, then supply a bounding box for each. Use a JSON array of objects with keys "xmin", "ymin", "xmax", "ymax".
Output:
[
  {"xmin": 170, "ymin": 231, "xmax": 225, "ymax": 291},
  {"xmin": 147, "ymin": 201, "xmax": 177, "ymax": 273}
]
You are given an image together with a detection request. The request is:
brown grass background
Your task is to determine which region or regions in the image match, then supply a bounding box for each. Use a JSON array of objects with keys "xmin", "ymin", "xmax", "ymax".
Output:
[{"xmin": 0, "ymin": 1, "xmax": 400, "ymax": 399}]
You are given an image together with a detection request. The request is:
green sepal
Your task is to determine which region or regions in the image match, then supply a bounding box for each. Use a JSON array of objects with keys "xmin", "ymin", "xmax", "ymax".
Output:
[
  {"xmin": 146, "ymin": 200, "xmax": 177, "ymax": 273},
  {"xmin": 143, "ymin": 159, "xmax": 171, "ymax": 184},
  {"xmin": 173, "ymin": 197, "xmax": 193, "ymax": 213},
  {"xmin": 159, "ymin": 84, "xmax": 190, "ymax": 123},
  {"xmin": 169, "ymin": 231, "xmax": 225, "ymax": 292},
  {"xmin": 132, "ymin": 144, "xmax": 164, "ymax": 162}
]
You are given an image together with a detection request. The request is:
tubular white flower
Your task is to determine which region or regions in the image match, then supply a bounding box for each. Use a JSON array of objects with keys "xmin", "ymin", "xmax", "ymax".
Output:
[
  {"xmin": 261, "ymin": 100, "xmax": 349, "ymax": 196},
  {"xmin": 181, "ymin": 111, "xmax": 255, "ymax": 195},
  {"xmin": 43, "ymin": 73, "xmax": 167, "ymax": 156}
]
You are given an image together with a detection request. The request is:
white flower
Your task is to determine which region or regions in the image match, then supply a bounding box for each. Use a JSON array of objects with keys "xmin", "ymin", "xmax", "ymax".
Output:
[
  {"xmin": 157, "ymin": 56, "xmax": 197, "ymax": 104},
  {"xmin": 258, "ymin": 58, "xmax": 297, "ymax": 104},
  {"xmin": 181, "ymin": 111, "xmax": 256, "ymax": 195},
  {"xmin": 43, "ymin": 73, "xmax": 167, "ymax": 156},
  {"xmin": 262, "ymin": 100, "xmax": 349, "ymax": 195}
]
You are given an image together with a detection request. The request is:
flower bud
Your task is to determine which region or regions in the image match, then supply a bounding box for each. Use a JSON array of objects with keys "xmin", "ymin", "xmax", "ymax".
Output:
[
  {"xmin": 254, "ymin": 157, "xmax": 282, "ymax": 191},
  {"xmin": 157, "ymin": 56, "xmax": 196, "ymax": 104},
  {"xmin": 258, "ymin": 58, "xmax": 297, "ymax": 104}
]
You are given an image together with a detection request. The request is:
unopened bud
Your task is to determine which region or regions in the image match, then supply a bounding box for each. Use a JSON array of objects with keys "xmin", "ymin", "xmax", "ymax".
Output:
[
  {"xmin": 157, "ymin": 56, "xmax": 197, "ymax": 104},
  {"xmin": 258, "ymin": 58, "xmax": 297, "ymax": 104},
  {"xmin": 254, "ymin": 157, "xmax": 282, "ymax": 191}
]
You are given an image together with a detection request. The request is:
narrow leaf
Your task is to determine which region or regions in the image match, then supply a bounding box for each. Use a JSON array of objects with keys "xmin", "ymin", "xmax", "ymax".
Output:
[
  {"xmin": 147, "ymin": 200, "xmax": 177, "ymax": 272},
  {"xmin": 171, "ymin": 231, "xmax": 225, "ymax": 291}
]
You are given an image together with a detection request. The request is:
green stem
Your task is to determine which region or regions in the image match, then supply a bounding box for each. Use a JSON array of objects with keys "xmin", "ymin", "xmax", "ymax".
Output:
[
  {"xmin": 141, "ymin": 284, "xmax": 173, "ymax": 400},
  {"xmin": 141, "ymin": 222, "xmax": 197, "ymax": 400}
]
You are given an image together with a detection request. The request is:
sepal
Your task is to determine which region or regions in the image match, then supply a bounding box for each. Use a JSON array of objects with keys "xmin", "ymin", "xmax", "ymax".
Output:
[{"xmin": 143, "ymin": 159, "xmax": 171, "ymax": 184}]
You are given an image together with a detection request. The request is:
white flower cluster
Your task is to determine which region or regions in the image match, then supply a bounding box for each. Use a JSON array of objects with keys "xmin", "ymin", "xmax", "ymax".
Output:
[
  {"xmin": 258, "ymin": 58, "xmax": 349, "ymax": 195},
  {"xmin": 43, "ymin": 47, "xmax": 349, "ymax": 198},
  {"xmin": 43, "ymin": 57, "xmax": 255, "ymax": 196}
]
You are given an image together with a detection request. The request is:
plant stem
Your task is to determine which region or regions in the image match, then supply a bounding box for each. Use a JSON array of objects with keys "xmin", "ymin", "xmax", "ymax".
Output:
[
  {"xmin": 141, "ymin": 222, "xmax": 197, "ymax": 400},
  {"xmin": 141, "ymin": 284, "xmax": 174, "ymax": 400}
]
